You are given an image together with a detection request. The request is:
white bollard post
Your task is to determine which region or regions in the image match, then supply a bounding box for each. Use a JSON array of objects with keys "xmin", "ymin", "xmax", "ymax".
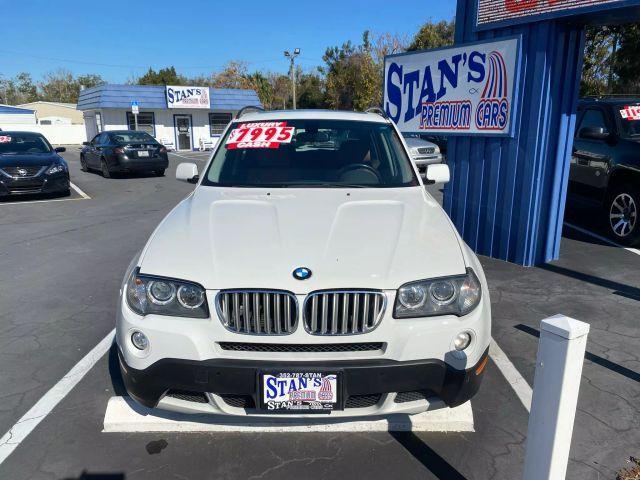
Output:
[{"xmin": 522, "ymin": 314, "xmax": 590, "ymax": 480}]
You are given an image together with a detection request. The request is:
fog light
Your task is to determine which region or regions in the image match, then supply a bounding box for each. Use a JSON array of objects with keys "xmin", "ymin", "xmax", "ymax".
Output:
[
  {"xmin": 454, "ymin": 331, "xmax": 472, "ymax": 351},
  {"xmin": 131, "ymin": 331, "xmax": 149, "ymax": 350}
]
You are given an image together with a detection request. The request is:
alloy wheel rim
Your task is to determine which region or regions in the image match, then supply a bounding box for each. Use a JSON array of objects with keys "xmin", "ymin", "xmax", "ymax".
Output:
[{"xmin": 610, "ymin": 193, "xmax": 637, "ymax": 238}]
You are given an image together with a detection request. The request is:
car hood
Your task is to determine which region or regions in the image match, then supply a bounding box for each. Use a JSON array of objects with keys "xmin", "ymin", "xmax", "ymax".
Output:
[
  {"xmin": 138, "ymin": 186, "xmax": 466, "ymax": 292},
  {"xmin": 0, "ymin": 152, "xmax": 60, "ymax": 167}
]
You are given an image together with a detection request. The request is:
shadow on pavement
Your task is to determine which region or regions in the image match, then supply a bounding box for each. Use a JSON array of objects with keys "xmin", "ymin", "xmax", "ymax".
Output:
[
  {"xmin": 541, "ymin": 263, "xmax": 640, "ymax": 301},
  {"xmin": 62, "ymin": 472, "xmax": 125, "ymax": 480},
  {"xmin": 390, "ymin": 428, "xmax": 468, "ymax": 480},
  {"xmin": 515, "ymin": 324, "xmax": 640, "ymax": 383},
  {"xmin": 108, "ymin": 344, "xmax": 127, "ymax": 397}
]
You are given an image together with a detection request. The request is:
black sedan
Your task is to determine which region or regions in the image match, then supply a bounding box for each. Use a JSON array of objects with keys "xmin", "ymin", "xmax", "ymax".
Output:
[
  {"xmin": 81, "ymin": 130, "xmax": 169, "ymax": 178},
  {"xmin": 0, "ymin": 131, "xmax": 70, "ymax": 198}
]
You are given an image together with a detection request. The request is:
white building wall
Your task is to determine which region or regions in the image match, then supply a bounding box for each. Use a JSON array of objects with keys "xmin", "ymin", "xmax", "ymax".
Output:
[
  {"xmin": 0, "ymin": 124, "xmax": 86, "ymax": 144},
  {"xmin": 0, "ymin": 113, "xmax": 37, "ymax": 125}
]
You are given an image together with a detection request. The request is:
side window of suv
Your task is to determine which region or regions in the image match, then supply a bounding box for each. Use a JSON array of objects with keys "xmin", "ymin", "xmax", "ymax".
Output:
[{"xmin": 578, "ymin": 108, "xmax": 609, "ymax": 138}]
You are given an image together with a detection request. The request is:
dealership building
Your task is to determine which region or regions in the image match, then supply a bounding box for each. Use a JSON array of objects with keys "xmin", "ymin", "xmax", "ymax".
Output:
[{"xmin": 77, "ymin": 84, "xmax": 261, "ymax": 150}]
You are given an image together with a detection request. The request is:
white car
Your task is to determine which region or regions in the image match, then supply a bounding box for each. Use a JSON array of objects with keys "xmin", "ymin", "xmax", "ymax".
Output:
[
  {"xmin": 117, "ymin": 109, "xmax": 491, "ymax": 417},
  {"xmin": 403, "ymin": 135, "xmax": 444, "ymax": 178}
]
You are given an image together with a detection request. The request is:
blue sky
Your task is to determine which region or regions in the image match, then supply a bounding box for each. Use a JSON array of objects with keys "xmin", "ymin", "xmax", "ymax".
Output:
[{"xmin": 0, "ymin": 0, "xmax": 455, "ymax": 83}]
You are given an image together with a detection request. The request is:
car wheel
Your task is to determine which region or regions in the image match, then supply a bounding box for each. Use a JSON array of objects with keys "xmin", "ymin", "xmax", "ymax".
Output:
[
  {"xmin": 606, "ymin": 184, "xmax": 640, "ymax": 246},
  {"xmin": 101, "ymin": 159, "xmax": 111, "ymax": 178},
  {"xmin": 80, "ymin": 155, "xmax": 88, "ymax": 172},
  {"xmin": 155, "ymin": 169, "xmax": 165, "ymax": 177}
]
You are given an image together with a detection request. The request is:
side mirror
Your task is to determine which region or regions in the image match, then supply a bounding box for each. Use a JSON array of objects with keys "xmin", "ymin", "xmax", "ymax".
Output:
[
  {"xmin": 424, "ymin": 164, "xmax": 450, "ymax": 185},
  {"xmin": 82, "ymin": 141, "xmax": 90, "ymax": 146},
  {"xmin": 54, "ymin": 147, "xmax": 66, "ymax": 153},
  {"xmin": 176, "ymin": 162, "xmax": 199, "ymax": 184},
  {"xmin": 580, "ymin": 126, "xmax": 610, "ymax": 140}
]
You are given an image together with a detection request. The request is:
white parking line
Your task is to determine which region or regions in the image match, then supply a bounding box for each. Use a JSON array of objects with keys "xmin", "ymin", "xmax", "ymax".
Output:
[
  {"xmin": 490, "ymin": 338, "xmax": 532, "ymax": 412},
  {"xmin": 169, "ymin": 152, "xmax": 210, "ymax": 162},
  {"xmin": 102, "ymin": 397, "xmax": 474, "ymax": 433},
  {"xmin": 0, "ymin": 330, "xmax": 115, "ymax": 466},
  {"xmin": 564, "ymin": 222, "xmax": 640, "ymax": 256},
  {"xmin": 70, "ymin": 181, "xmax": 91, "ymax": 199}
]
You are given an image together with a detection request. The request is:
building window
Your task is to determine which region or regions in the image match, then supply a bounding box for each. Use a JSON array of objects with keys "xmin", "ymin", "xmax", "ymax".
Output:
[
  {"xmin": 126, "ymin": 112, "xmax": 155, "ymax": 136},
  {"xmin": 95, "ymin": 112, "xmax": 103, "ymax": 133},
  {"xmin": 209, "ymin": 112, "xmax": 232, "ymax": 136}
]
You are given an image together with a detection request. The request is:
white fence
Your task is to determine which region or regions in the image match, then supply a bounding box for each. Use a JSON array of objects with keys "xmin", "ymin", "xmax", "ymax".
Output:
[{"xmin": 0, "ymin": 123, "xmax": 86, "ymax": 145}]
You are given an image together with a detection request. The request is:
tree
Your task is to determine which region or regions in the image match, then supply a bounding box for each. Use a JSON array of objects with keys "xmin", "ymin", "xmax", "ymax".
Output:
[
  {"xmin": 0, "ymin": 72, "xmax": 38, "ymax": 104},
  {"xmin": 322, "ymin": 31, "xmax": 380, "ymax": 110},
  {"xmin": 39, "ymin": 69, "xmax": 80, "ymax": 103},
  {"xmin": 137, "ymin": 66, "xmax": 187, "ymax": 85},
  {"xmin": 407, "ymin": 19, "xmax": 455, "ymax": 52},
  {"xmin": 77, "ymin": 74, "xmax": 105, "ymax": 90},
  {"xmin": 212, "ymin": 61, "xmax": 250, "ymax": 89},
  {"xmin": 296, "ymin": 71, "xmax": 326, "ymax": 109},
  {"xmin": 610, "ymin": 23, "xmax": 640, "ymax": 93}
]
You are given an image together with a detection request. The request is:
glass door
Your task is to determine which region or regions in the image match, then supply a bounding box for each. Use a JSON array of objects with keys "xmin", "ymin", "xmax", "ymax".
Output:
[{"xmin": 174, "ymin": 115, "xmax": 192, "ymax": 150}]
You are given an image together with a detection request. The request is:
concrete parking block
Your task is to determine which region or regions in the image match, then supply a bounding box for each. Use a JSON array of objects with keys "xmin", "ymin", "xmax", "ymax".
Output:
[{"xmin": 103, "ymin": 396, "xmax": 474, "ymax": 433}]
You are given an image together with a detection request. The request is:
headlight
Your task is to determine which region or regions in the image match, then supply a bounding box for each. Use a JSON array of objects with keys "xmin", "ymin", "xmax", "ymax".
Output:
[
  {"xmin": 46, "ymin": 163, "xmax": 67, "ymax": 175},
  {"xmin": 394, "ymin": 268, "xmax": 481, "ymax": 318},
  {"xmin": 126, "ymin": 269, "xmax": 209, "ymax": 318}
]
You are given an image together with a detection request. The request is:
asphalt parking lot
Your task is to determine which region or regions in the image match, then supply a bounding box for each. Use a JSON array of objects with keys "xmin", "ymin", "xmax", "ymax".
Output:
[{"xmin": 0, "ymin": 147, "xmax": 638, "ymax": 480}]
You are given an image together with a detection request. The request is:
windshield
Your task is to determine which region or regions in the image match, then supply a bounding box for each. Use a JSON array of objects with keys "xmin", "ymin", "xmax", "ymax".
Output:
[
  {"xmin": 111, "ymin": 132, "xmax": 157, "ymax": 144},
  {"xmin": 203, "ymin": 119, "xmax": 418, "ymax": 188},
  {"xmin": 0, "ymin": 133, "xmax": 52, "ymax": 154},
  {"xmin": 617, "ymin": 104, "xmax": 640, "ymax": 137}
]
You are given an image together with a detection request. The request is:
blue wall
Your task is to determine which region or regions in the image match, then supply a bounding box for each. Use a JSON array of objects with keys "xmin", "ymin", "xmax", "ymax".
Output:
[{"xmin": 444, "ymin": 0, "xmax": 586, "ymax": 265}]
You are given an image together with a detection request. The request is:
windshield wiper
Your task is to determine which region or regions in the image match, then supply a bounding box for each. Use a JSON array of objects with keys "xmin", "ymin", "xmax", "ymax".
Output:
[{"xmin": 283, "ymin": 182, "xmax": 369, "ymax": 188}]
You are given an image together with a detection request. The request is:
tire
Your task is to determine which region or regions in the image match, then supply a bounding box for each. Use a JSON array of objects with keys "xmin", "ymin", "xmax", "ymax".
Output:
[
  {"xmin": 155, "ymin": 169, "xmax": 165, "ymax": 177},
  {"xmin": 606, "ymin": 184, "xmax": 640, "ymax": 246},
  {"xmin": 101, "ymin": 159, "xmax": 111, "ymax": 178},
  {"xmin": 80, "ymin": 155, "xmax": 88, "ymax": 172}
]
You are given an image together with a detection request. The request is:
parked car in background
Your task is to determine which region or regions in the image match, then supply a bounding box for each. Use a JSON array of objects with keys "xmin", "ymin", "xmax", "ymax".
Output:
[
  {"xmin": 569, "ymin": 98, "xmax": 640, "ymax": 245},
  {"xmin": 81, "ymin": 130, "xmax": 169, "ymax": 178},
  {"xmin": 403, "ymin": 135, "xmax": 444, "ymax": 177},
  {"xmin": 116, "ymin": 109, "xmax": 491, "ymax": 418},
  {"xmin": 0, "ymin": 131, "xmax": 69, "ymax": 197}
]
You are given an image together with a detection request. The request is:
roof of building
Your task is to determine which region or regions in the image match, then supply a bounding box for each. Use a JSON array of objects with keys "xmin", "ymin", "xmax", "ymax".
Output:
[
  {"xmin": 17, "ymin": 101, "xmax": 78, "ymax": 110},
  {"xmin": 0, "ymin": 104, "xmax": 35, "ymax": 114},
  {"xmin": 77, "ymin": 84, "xmax": 261, "ymax": 111},
  {"xmin": 238, "ymin": 109, "xmax": 390, "ymax": 124}
]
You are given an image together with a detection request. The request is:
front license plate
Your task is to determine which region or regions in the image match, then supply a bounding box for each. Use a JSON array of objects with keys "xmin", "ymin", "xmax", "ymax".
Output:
[
  {"xmin": 138, "ymin": 150, "xmax": 150, "ymax": 157},
  {"xmin": 260, "ymin": 372, "xmax": 341, "ymax": 413}
]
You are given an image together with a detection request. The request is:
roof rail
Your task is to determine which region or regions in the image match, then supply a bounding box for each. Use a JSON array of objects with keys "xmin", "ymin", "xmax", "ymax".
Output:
[
  {"xmin": 235, "ymin": 105, "xmax": 265, "ymax": 119},
  {"xmin": 365, "ymin": 107, "xmax": 390, "ymax": 120}
]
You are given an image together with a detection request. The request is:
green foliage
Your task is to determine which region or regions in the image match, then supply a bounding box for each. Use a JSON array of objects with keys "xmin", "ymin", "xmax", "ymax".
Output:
[
  {"xmin": 407, "ymin": 19, "xmax": 455, "ymax": 52},
  {"xmin": 0, "ymin": 70, "xmax": 104, "ymax": 104},
  {"xmin": 322, "ymin": 31, "xmax": 380, "ymax": 111},
  {"xmin": 137, "ymin": 66, "xmax": 187, "ymax": 86},
  {"xmin": 581, "ymin": 23, "xmax": 640, "ymax": 96},
  {"xmin": 297, "ymin": 71, "xmax": 326, "ymax": 109}
]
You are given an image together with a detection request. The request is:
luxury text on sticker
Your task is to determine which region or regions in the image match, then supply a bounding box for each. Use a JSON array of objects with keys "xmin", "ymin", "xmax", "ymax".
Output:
[
  {"xmin": 620, "ymin": 105, "xmax": 640, "ymax": 121},
  {"xmin": 226, "ymin": 122, "xmax": 294, "ymax": 149},
  {"xmin": 0, "ymin": 136, "xmax": 12, "ymax": 143}
]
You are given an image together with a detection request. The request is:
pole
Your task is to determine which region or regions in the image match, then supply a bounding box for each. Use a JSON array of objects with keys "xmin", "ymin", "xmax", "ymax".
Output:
[
  {"xmin": 290, "ymin": 57, "xmax": 296, "ymax": 110},
  {"xmin": 134, "ymin": 113, "xmax": 138, "ymax": 131},
  {"xmin": 522, "ymin": 314, "xmax": 590, "ymax": 480}
]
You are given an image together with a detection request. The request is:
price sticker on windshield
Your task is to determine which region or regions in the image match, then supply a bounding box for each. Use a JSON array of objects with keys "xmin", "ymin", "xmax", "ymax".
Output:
[
  {"xmin": 226, "ymin": 122, "xmax": 294, "ymax": 149},
  {"xmin": 620, "ymin": 106, "xmax": 640, "ymax": 121},
  {"xmin": 0, "ymin": 136, "xmax": 12, "ymax": 143}
]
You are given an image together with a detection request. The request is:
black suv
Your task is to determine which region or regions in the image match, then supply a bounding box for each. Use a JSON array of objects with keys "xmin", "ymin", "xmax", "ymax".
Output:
[{"xmin": 569, "ymin": 98, "xmax": 640, "ymax": 245}]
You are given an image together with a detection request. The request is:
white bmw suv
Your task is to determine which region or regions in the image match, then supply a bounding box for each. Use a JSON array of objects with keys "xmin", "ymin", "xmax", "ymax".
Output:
[{"xmin": 117, "ymin": 109, "xmax": 491, "ymax": 417}]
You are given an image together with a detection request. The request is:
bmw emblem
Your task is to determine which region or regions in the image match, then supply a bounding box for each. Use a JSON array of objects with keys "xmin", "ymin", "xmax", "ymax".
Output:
[{"xmin": 292, "ymin": 267, "xmax": 312, "ymax": 280}]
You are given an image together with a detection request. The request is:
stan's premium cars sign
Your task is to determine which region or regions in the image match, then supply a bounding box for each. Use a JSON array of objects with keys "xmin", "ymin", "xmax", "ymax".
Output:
[
  {"xmin": 384, "ymin": 37, "xmax": 520, "ymax": 136},
  {"xmin": 165, "ymin": 86, "xmax": 211, "ymax": 109},
  {"xmin": 476, "ymin": 0, "xmax": 624, "ymax": 29}
]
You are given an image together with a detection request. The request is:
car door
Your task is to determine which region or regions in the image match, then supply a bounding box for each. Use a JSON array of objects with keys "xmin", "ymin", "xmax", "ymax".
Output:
[
  {"xmin": 571, "ymin": 106, "xmax": 614, "ymax": 191},
  {"xmin": 91, "ymin": 133, "xmax": 110, "ymax": 168},
  {"xmin": 86, "ymin": 134, "xmax": 101, "ymax": 166}
]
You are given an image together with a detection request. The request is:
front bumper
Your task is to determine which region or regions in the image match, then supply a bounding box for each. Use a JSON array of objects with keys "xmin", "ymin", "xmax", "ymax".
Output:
[
  {"xmin": 0, "ymin": 172, "xmax": 69, "ymax": 196},
  {"xmin": 119, "ymin": 347, "xmax": 488, "ymax": 416}
]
